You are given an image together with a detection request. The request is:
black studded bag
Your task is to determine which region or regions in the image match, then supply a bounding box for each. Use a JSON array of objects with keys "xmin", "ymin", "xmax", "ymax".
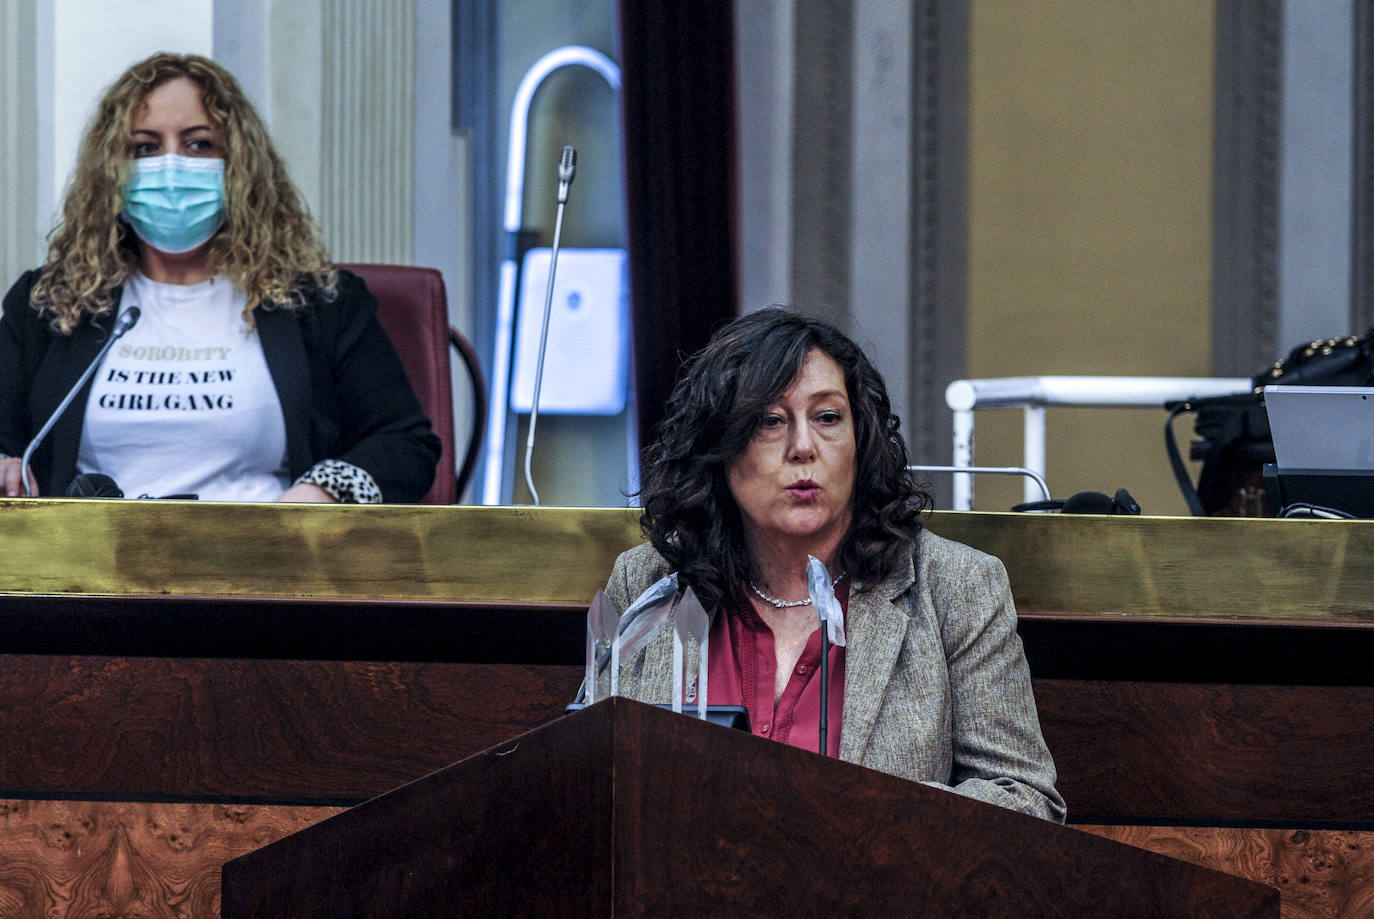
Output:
[{"xmin": 1165, "ymin": 331, "xmax": 1374, "ymax": 516}]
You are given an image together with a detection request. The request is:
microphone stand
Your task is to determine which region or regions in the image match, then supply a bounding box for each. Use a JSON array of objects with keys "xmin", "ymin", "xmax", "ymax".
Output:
[
  {"xmin": 20, "ymin": 307, "xmax": 141, "ymax": 496},
  {"xmin": 806, "ymin": 555, "xmax": 841, "ymax": 758},
  {"xmin": 523, "ymin": 145, "xmax": 576, "ymax": 506},
  {"xmin": 819, "ymin": 624, "xmax": 830, "ymax": 757}
]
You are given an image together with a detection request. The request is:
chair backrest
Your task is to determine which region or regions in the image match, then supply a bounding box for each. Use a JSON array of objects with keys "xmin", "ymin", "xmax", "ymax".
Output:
[{"xmin": 342, "ymin": 263, "xmax": 456, "ymax": 504}]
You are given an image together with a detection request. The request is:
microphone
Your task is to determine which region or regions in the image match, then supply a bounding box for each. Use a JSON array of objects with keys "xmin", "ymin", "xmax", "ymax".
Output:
[
  {"xmin": 1059, "ymin": 491, "xmax": 1115, "ymax": 514},
  {"xmin": 1060, "ymin": 488, "xmax": 1141, "ymax": 515},
  {"xmin": 20, "ymin": 306, "xmax": 141, "ymax": 496},
  {"xmin": 806, "ymin": 557, "xmax": 847, "ymax": 757},
  {"xmin": 1012, "ymin": 488, "xmax": 1141, "ymax": 515},
  {"xmin": 557, "ymin": 145, "xmax": 576, "ymax": 204},
  {"xmin": 65, "ymin": 473, "xmax": 124, "ymax": 498},
  {"xmin": 523, "ymin": 145, "xmax": 577, "ymax": 505}
]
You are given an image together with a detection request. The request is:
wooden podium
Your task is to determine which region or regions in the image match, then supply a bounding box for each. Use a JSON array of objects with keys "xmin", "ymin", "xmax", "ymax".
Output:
[{"xmin": 221, "ymin": 699, "xmax": 1277, "ymax": 918}]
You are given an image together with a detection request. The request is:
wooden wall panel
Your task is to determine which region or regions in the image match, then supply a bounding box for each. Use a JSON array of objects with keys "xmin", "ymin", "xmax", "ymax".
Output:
[
  {"xmin": 0, "ymin": 800, "xmax": 340, "ymax": 919},
  {"xmin": 1035, "ymin": 679, "xmax": 1374, "ymax": 824},
  {"xmin": 0, "ymin": 656, "xmax": 582, "ymax": 802},
  {"xmin": 1079, "ymin": 825, "xmax": 1374, "ymax": 919},
  {"xmin": 7, "ymin": 658, "xmax": 1374, "ymax": 828}
]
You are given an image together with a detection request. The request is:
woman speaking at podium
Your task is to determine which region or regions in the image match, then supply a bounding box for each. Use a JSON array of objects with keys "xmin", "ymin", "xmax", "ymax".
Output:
[
  {"xmin": 603, "ymin": 309, "xmax": 1065, "ymax": 822},
  {"xmin": 0, "ymin": 53, "xmax": 438, "ymax": 502}
]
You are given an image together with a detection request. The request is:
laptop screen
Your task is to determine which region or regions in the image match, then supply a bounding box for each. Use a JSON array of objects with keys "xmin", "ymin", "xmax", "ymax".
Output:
[{"xmin": 1263, "ymin": 385, "xmax": 1374, "ymax": 471}]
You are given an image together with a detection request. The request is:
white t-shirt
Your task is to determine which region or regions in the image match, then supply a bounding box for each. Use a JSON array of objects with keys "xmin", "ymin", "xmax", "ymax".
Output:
[{"xmin": 77, "ymin": 273, "xmax": 290, "ymax": 501}]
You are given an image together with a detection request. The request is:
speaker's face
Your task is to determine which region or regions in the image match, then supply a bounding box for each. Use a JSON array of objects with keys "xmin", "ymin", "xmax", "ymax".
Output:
[{"xmin": 727, "ymin": 349, "xmax": 857, "ymax": 565}]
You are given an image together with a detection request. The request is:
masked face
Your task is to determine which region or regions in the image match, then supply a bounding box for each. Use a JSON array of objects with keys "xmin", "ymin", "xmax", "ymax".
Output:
[
  {"xmin": 121, "ymin": 76, "xmax": 226, "ymax": 260},
  {"xmin": 122, "ymin": 153, "xmax": 226, "ymax": 254}
]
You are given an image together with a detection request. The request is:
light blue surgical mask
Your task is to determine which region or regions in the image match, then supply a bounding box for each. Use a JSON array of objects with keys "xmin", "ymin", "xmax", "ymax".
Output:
[{"xmin": 121, "ymin": 153, "xmax": 226, "ymax": 254}]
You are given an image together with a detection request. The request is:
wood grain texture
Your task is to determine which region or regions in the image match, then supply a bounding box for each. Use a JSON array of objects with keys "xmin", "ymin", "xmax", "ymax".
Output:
[
  {"xmin": 7, "ymin": 657, "xmax": 1373, "ymax": 829},
  {"xmin": 0, "ymin": 655, "xmax": 582, "ymax": 802},
  {"xmin": 1079, "ymin": 825, "xmax": 1374, "ymax": 919},
  {"xmin": 224, "ymin": 699, "xmax": 1276, "ymax": 919},
  {"xmin": 1035, "ymin": 679, "xmax": 1374, "ymax": 823},
  {"xmin": 0, "ymin": 800, "xmax": 340, "ymax": 919}
]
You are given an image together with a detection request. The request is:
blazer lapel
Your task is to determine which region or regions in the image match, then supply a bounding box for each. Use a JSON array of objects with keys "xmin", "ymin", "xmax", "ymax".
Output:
[
  {"xmin": 255, "ymin": 306, "xmax": 311, "ymax": 475},
  {"xmin": 837, "ymin": 554, "xmax": 916, "ymax": 763}
]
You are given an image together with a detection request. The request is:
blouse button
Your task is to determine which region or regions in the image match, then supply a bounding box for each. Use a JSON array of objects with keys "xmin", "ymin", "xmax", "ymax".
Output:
[
  {"xmin": 796, "ymin": 664, "xmax": 808, "ymax": 674},
  {"xmin": 760, "ymin": 722, "xmax": 771, "ymax": 734}
]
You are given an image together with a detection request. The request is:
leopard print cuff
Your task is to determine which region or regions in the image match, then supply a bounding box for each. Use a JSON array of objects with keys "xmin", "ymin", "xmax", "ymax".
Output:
[{"xmin": 294, "ymin": 459, "xmax": 383, "ymax": 504}]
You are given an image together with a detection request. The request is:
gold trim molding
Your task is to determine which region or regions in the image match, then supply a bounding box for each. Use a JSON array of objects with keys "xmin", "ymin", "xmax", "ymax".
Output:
[{"xmin": 0, "ymin": 501, "xmax": 1370, "ymax": 624}]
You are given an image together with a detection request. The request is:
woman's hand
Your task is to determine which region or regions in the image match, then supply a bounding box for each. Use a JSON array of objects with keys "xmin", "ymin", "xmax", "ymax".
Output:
[
  {"xmin": 1, "ymin": 457, "xmax": 38, "ymax": 497},
  {"xmin": 276, "ymin": 482, "xmax": 339, "ymax": 504}
]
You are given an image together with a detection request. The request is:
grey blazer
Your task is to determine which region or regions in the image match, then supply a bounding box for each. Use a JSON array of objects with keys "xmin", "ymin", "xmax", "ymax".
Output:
[{"xmin": 603, "ymin": 529, "xmax": 1067, "ymax": 823}]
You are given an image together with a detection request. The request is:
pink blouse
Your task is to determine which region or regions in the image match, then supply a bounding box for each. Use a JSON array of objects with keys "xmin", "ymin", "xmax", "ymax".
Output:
[{"xmin": 703, "ymin": 583, "xmax": 850, "ymax": 757}]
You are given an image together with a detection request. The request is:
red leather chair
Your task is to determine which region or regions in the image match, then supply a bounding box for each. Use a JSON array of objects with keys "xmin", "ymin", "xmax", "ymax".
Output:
[{"xmin": 342, "ymin": 263, "xmax": 486, "ymax": 504}]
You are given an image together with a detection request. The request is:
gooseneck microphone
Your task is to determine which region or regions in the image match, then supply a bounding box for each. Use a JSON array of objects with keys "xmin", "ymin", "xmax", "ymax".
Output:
[
  {"xmin": 806, "ymin": 557, "xmax": 848, "ymax": 757},
  {"xmin": 523, "ymin": 145, "xmax": 576, "ymax": 505},
  {"xmin": 557, "ymin": 145, "xmax": 576, "ymax": 204},
  {"xmin": 20, "ymin": 306, "xmax": 141, "ymax": 496}
]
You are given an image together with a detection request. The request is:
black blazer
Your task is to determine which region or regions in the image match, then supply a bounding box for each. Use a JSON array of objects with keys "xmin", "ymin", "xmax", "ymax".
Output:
[{"xmin": 0, "ymin": 268, "xmax": 440, "ymax": 502}]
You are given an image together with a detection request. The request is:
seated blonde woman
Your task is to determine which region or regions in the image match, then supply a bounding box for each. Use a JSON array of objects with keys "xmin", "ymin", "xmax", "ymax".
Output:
[{"xmin": 1, "ymin": 52, "xmax": 438, "ymax": 502}]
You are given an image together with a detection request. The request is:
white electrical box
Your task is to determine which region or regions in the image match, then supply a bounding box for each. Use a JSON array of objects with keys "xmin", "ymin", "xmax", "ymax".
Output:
[{"xmin": 511, "ymin": 247, "xmax": 629, "ymax": 415}]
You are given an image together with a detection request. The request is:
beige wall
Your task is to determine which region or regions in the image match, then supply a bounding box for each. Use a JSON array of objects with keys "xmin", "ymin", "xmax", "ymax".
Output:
[{"xmin": 967, "ymin": 1, "xmax": 1215, "ymax": 514}]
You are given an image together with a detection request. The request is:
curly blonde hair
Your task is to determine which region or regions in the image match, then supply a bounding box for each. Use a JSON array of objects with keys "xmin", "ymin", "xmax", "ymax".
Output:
[{"xmin": 32, "ymin": 52, "xmax": 336, "ymax": 333}]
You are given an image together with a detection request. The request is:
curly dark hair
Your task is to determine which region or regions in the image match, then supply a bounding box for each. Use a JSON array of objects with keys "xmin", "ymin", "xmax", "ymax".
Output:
[{"xmin": 638, "ymin": 307, "xmax": 932, "ymax": 611}]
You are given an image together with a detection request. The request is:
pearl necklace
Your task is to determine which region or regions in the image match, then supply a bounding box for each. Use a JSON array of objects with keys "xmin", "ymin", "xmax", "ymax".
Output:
[{"xmin": 748, "ymin": 574, "xmax": 846, "ymax": 609}]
